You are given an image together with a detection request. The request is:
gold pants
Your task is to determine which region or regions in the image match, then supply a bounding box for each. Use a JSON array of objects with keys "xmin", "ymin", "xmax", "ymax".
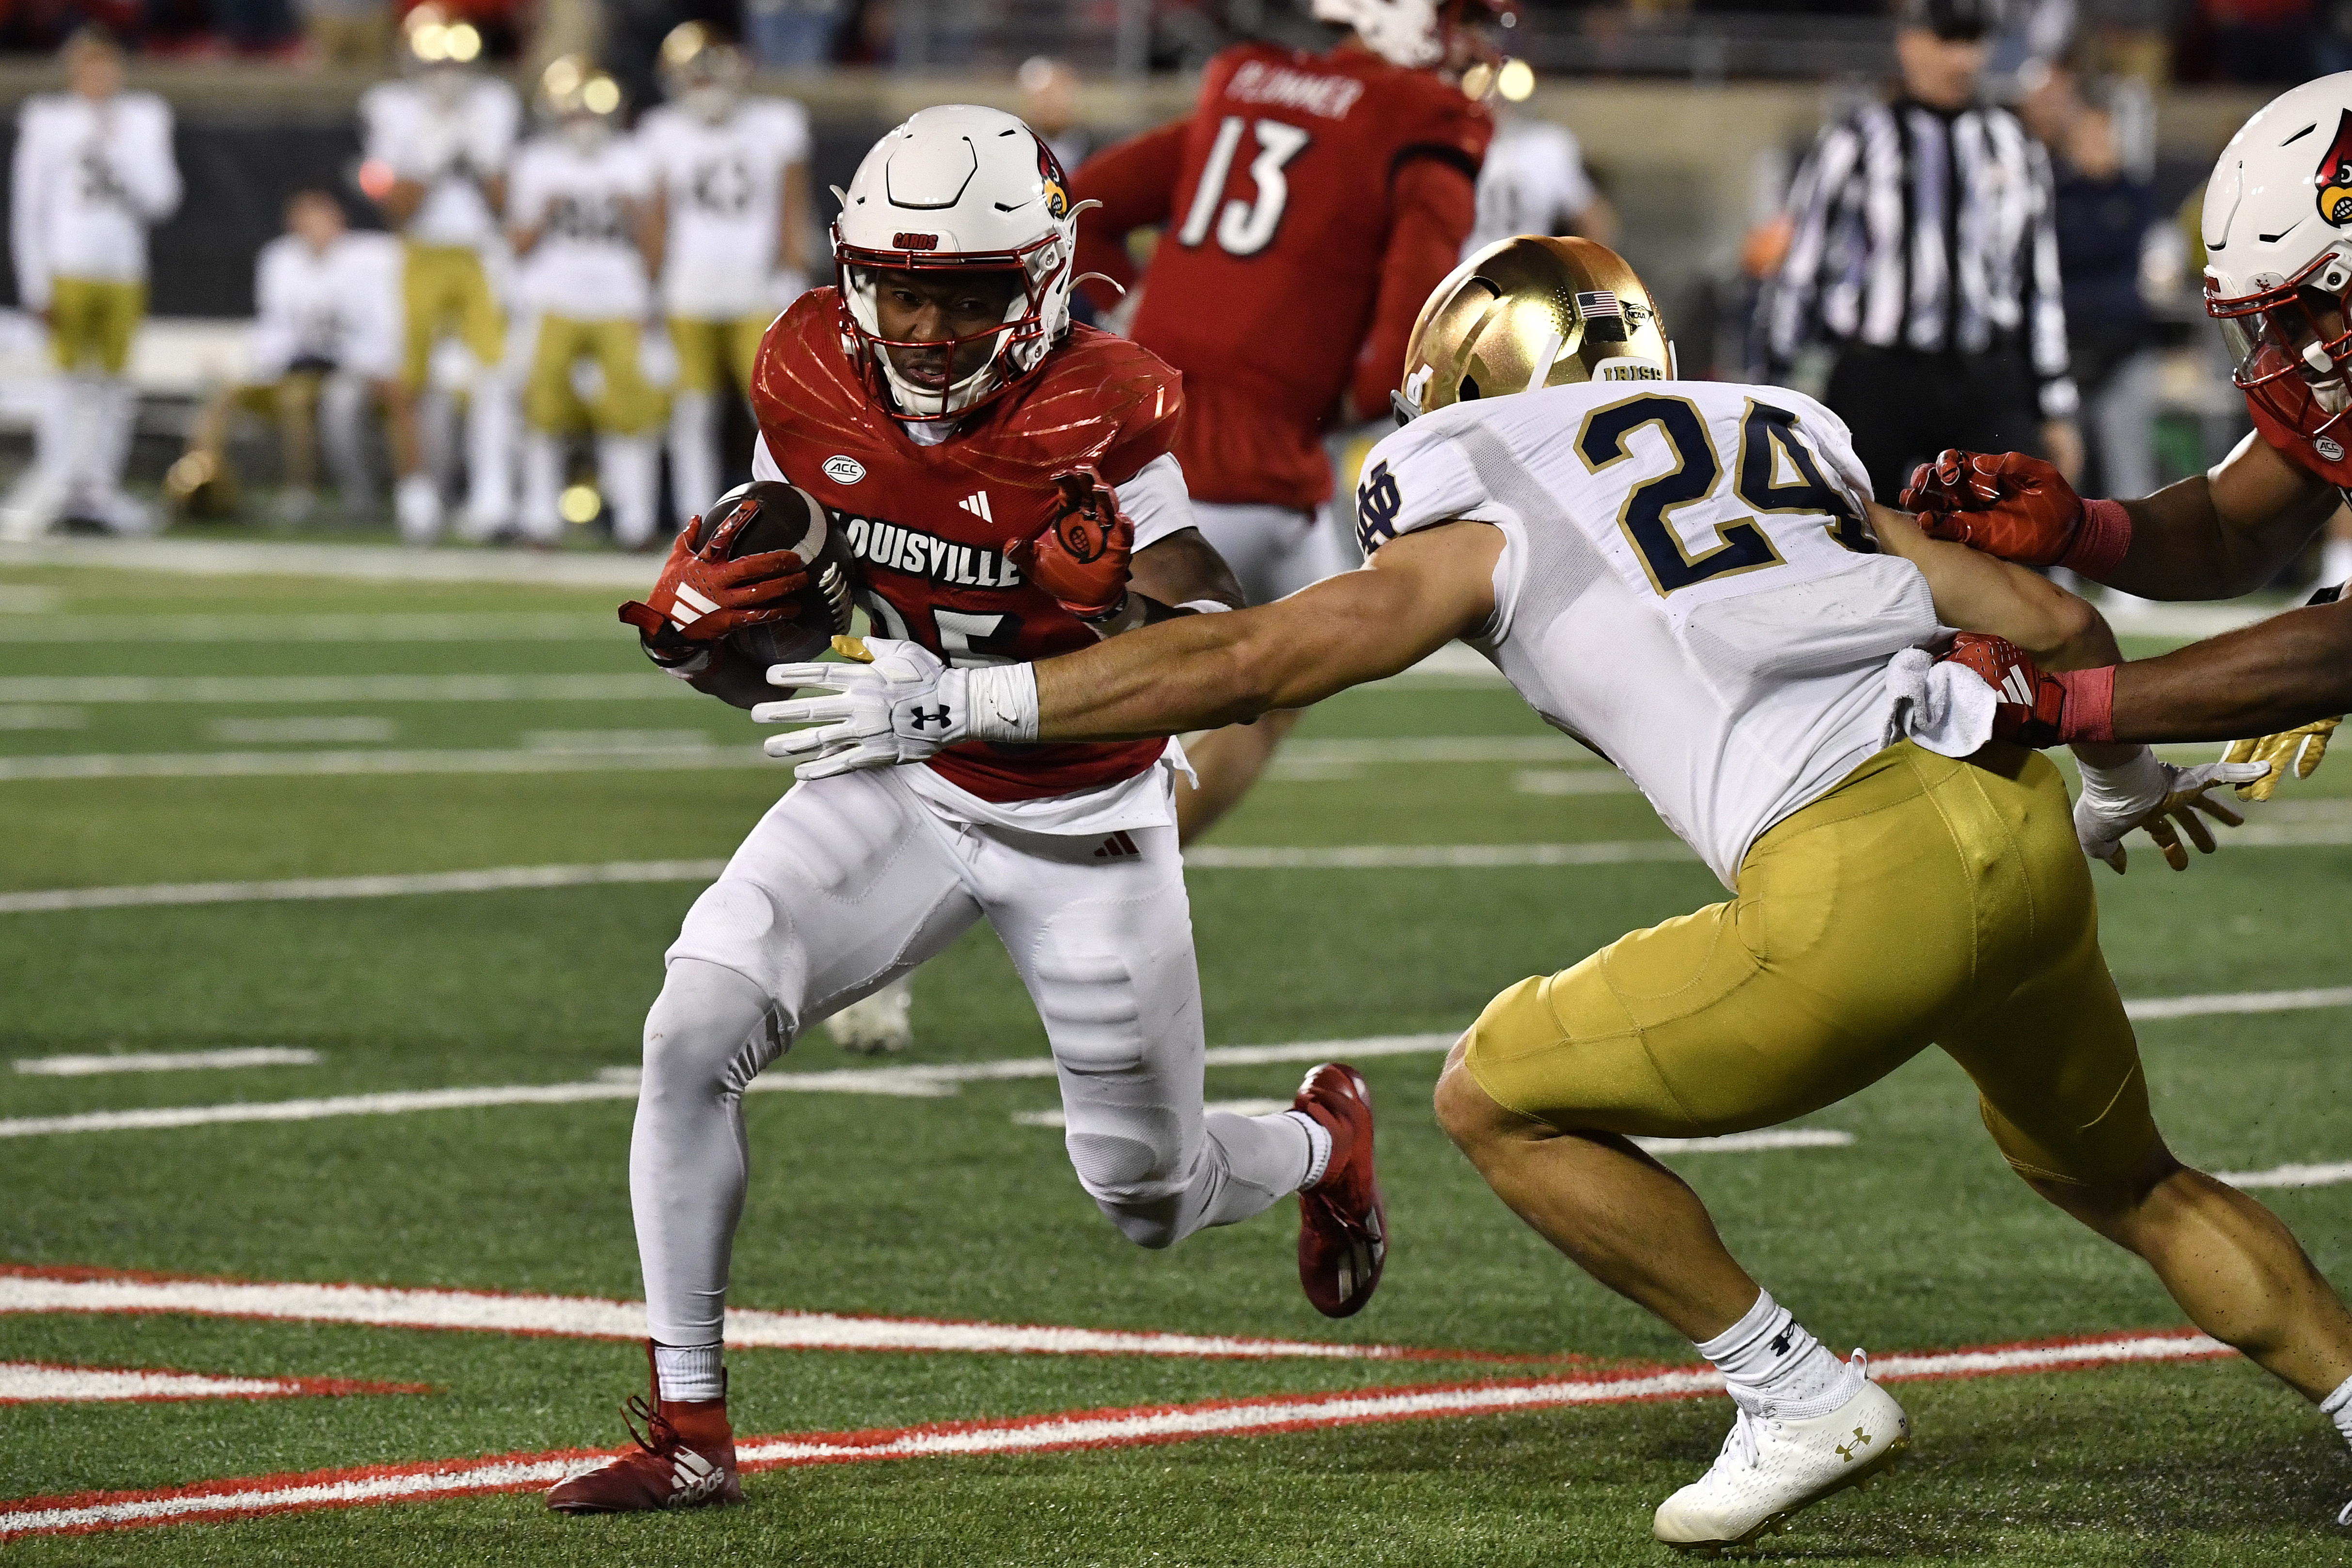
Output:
[
  {"xmin": 523, "ymin": 316, "xmax": 662, "ymax": 435},
  {"xmin": 48, "ymin": 277, "xmax": 145, "ymax": 374},
  {"xmin": 667, "ymin": 314, "xmax": 768, "ymax": 397},
  {"xmin": 1463, "ymin": 740, "xmax": 2157, "ymax": 1187},
  {"xmin": 400, "ymin": 243, "xmax": 504, "ymax": 392}
]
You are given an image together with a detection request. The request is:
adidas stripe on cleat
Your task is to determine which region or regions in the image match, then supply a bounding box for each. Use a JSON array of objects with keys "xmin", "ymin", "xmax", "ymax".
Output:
[
  {"xmin": 1292, "ymin": 1063, "xmax": 1386, "ymax": 1318},
  {"xmin": 546, "ymin": 1341, "xmax": 742, "ymax": 1514}
]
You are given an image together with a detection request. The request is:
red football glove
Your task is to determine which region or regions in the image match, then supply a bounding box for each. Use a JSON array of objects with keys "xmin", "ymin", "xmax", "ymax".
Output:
[
  {"xmin": 1941, "ymin": 632, "xmax": 2070, "ymax": 746},
  {"xmin": 1899, "ymin": 450, "xmax": 2085, "ymax": 567},
  {"xmin": 1011, "ymin": 465, "xmax": 1134, "ymax": 622},
  {"xmin": 618, "ymin": 505, "xmax": 809, "ymax": 652}
]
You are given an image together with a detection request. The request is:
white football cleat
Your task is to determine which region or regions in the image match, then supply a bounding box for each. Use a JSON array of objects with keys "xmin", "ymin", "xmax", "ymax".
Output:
[
  {"xmin": 826, "ymin": 975, "xmax": 913, "ymax": 1055},
  {"xmin": 1653, "ymin": 1352, "xmax": 1909, "ymax": 1553}
]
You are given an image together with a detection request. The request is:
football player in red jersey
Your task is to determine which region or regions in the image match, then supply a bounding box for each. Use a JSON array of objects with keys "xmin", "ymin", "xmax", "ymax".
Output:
[
  {"xmin": 1895, "ymin": 74, "xmax": 2352, "ymax": 797},
  {"xmin": 545, "ymin": 106, "xmax": 1388, "ymax": 1517},
  {"xmin": 1069, "ymin": 0, "xmax": 1498, "ymax": 839}
]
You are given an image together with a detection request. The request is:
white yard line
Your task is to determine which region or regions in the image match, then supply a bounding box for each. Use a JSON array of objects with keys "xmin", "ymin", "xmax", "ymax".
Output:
[
  {"xmin": 0, "ymin": 613, "xmax": 616, "ymax": 644},
  {"xmin": 2213, "ymin": 1160, "xmax": 2352, "ymax": 1190},
  {"xmin": 0, "ymin": 537, "xmax": 661, "ymax": 588},
  {"xmin": 0, "ymin": 1328, "xmax": 2230, "ymax": 1540},
  {"xmin": 1633, "ymin": 1129, "xmax": 1856, "ymax": 1154},
  {"xmin": 13, "ymin": 1048, "xmax": 318, "ymax": 1077},
  {"xmin": 0, "ymin": 747, "xmax": 760, "ymax": 781},
  {"xmin": 2124, "ymin": 985, "xmax": 2352, "ymax": 1020},
  {"xmin": 0, "ymin": 1363, "xmax": 407, "ymax": 1403},
  {"xmin": 0, "ymin": 1268, "xmax": 1449, "ymax": 1361},
  {"xmin": 0, "ymin": 861, "xmax": 730, "ymax": 914},
  {"xmin": 1182, "ymin": 842, "xmax": 1698, "ymax": 869},
  {"xmin": 0, "ymin": 675, "xmax": 678, "ymax": 703}
]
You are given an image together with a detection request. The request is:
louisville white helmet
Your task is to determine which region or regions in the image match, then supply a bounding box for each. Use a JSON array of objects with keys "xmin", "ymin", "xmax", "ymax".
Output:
[
  {"xmin": 832, "ymin": 105, "xmax": 1082, "ymax": 421},
  {"xmin": 2203, "ymin": 72, "xmax": 2352, "ymax": 468},
  {"xmin": 1309, "ymin": 0, "xmax": 1514, "ymax": 71}
]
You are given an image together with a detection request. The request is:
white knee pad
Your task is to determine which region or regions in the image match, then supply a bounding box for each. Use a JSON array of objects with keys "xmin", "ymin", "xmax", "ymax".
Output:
[
  {"xmin": 642, "ymin": 957, "xmax": 789, "ymax": 1103},
  {"xmin": 1065, "ymin": 1126, "xmax": 1193, "ymax": 1249}
]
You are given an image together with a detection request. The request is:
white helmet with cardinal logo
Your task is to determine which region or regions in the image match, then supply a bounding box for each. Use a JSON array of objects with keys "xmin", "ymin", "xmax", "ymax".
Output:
[
  {"xmin": 832, "ymin": 104, "xmax": 1083, "ymax": 422},
  {"xmin": 2203, "ymin": 72, "xmax": 2352, "ymax": 470}
]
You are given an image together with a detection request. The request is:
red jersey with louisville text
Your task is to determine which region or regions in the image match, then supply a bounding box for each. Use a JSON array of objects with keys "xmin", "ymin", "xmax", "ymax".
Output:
[
  {"xmin": 1072, "ymin": 43, "xmax": 1490, "ymax": 512},
  {"xmin": 748, "ymin": 290, "xmax": 1183, "ymax": 803}
]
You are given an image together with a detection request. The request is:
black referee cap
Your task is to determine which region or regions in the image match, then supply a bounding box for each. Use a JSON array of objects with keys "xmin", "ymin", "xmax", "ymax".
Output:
[{"xmin": 1896, "ymin": 0, "xmax": 2000, "ymax": 41}]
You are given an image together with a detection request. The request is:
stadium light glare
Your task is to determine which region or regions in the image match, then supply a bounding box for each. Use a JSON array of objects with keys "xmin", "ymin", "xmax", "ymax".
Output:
[
  {"xmin": 559, "ymin": 485, "xmax": 602, "ymax": 525},
  {"xmin": 582, "ymin": 77, "xmax": 621, "ymax": 116},
  {"xmin": 1498, "ymin": 60, "xmax": 1534, "ymax": 101},
  {"xmin": 446, "ymin": 24, "xmax": 482, "ymax": 63}
]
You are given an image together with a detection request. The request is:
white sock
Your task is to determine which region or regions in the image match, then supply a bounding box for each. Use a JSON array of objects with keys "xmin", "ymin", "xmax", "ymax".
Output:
[
  {"xmin": 1694, "ymin": 1289, "xmax": 1856, "ymax": 1419},
  {"xmin": 1285, "ymin": 1108, "xmax": 1333, "ymax": 1189},
  {"xmin": 2325, "ymin": 538, "xmax": 2352, "ymax": 592},
  {"xmin": 653, "ymin": 1341, "xmax": 724, "ymax": 1403},
  {"xmin": 2322, "ymin": 1372, "xmax": 2352, "ymax": 1448}
]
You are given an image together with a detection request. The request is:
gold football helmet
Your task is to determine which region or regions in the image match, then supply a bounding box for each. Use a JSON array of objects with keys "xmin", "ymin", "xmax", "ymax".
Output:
[{"xmin": 1392, "ymin": 235, "xmax": 1672, "ymax": 425}]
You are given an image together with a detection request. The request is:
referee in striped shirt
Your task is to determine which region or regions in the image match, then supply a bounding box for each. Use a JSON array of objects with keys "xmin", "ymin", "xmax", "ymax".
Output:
[{"xmin": 1759, "ymin": 0, "xmax": 2081, "ymax": 502}]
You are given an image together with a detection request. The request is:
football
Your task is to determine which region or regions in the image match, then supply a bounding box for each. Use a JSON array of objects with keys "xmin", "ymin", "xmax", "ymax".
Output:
[{"xmin": 702, "ymin": 479, "xmax": 858, "ymax": 667}]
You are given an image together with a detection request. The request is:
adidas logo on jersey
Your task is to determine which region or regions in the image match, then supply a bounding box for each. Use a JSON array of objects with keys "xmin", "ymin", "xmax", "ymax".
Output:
[
  {"xmin": 958, "ymin": 491, "xmax": 993, "ymax": 522},
  {"xmin": 1092, "ymin": 831, "xmax": 1142, "ymax": 860},
  {"xmin": 833, "ymin": 512, "xmax": 1024, "ymax": 589}
]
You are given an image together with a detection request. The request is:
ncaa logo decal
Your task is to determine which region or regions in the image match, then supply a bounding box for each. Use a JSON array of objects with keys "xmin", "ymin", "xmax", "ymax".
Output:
[
  {"xmin": 823, "ymin": 455, "xmax": 866, "ymax": 485},
  {"xmin": 2319, "ymin": 110, "xmax": 2352, "ymax": 227},
  {"xmin": 1355, "ymin": 460, "xmax": 1404, "ymax": 554}
]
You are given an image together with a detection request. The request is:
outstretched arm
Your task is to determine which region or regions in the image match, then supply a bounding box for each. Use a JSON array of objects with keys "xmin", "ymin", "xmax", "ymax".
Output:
[
  {"xmin": 1867, "ymin": 503, "xmax": 2117, "ymax": 670},
  {"xmin": 1033, "ymin": 523, "xmax": 1503, "ymax": 740},
  {"xmin": 2106, "ymin": 597, "xmax": 2352, "ymax": 743},
  {"xmin": 2102, "ymin": 431, "xmax": 2339, "ymax": 600}
]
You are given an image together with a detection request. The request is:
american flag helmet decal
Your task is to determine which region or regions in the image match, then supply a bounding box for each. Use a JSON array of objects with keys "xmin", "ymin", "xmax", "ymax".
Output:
[{"xmin": 1575, "ymin": 289, "xmax": 1623, "ymax": 320}]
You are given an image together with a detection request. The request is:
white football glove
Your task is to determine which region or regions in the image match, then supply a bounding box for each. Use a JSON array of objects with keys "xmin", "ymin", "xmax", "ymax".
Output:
[
  {"xmin": 753, "ymin": 636, "xmax": 1037, "ymax": 780},
  {"xmin": 2073, "ymin": 748, "xmax": 2270, "ymax": 874}
]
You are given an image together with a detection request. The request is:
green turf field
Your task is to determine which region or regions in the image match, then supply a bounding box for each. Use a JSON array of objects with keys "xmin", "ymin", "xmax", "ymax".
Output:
[{"xmin": 4, "ymin": 552, "xmax": 2352, "ymax": 1564}]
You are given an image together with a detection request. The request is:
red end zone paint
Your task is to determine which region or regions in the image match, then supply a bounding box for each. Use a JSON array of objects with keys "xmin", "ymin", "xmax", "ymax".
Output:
[
  {"xmin": 0, "ymin": 1360, "xmax": 433, "ymax": 1404},
  {"xmin": 0, "ymin": 1328, "xmax": 2230, "ymax": 1541},
  {"xmin": 0, "ymin": 1261, "xmax": 1583, "ymax": 1364}
]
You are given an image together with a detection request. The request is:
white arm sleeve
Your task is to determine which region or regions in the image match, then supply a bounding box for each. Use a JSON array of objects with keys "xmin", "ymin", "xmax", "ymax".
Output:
[
  {"xmin": 1117, "ymin": 452, "xmax": 1195, "ymax": 552},
  {"xmin": 11, "ymin": 109, "xmax": 48, "ymax": 312},
  {"xmin": 752, "ymin": 434, "xmax": 784, "ymax": 483},
  {"xmin": 117, "ymin": 99, "xmax": 181, "ymax": 224}
]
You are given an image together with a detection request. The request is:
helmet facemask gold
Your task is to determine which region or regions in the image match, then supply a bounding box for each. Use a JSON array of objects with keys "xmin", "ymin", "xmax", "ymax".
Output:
[{"xmin": 1392, "ymin": 236, "xmax": 1672, "ymax": 425}]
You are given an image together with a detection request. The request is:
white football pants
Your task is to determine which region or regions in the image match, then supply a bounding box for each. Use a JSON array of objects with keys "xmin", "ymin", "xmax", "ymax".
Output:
[
  {"xmin": 632, "ymin": 765, "xmax": 1314, "ymax": 1348},
  {"xmin": 668, "ymin": 389, "xmax": 721, "ymax": 530},
  {"xmin": 1190, "ymin": 501, "xmax": 1354, "ymax": 607}
]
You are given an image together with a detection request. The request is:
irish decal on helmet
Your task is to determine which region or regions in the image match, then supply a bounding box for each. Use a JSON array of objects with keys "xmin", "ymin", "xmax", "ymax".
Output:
[{"xmin": 2319, "ymin": 110, "xmax": 2352, "ymax": 227}]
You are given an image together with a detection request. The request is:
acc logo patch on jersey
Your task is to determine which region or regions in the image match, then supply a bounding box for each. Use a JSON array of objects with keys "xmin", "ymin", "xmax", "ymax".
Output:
[
  {"xmin": 822, "ymin": 455, "xmax": 866, "ymax": 484},
  {"xmin": 2319, "ymin": 110, "xmax": 2352, "ymax": 227},
  {"xmin": 1355, "ymin": 460, "xmax": 1404, "ymax": 554}
]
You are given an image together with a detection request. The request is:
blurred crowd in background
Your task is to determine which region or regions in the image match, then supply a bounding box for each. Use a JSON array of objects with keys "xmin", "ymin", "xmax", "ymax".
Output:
[
  {"xmin": 0, "ymin": 0, "xmax": 2317, "ymax": 561},
  {"xmin": 0, "ymin": 0, "xmax": 2343, "ymax": 84}
]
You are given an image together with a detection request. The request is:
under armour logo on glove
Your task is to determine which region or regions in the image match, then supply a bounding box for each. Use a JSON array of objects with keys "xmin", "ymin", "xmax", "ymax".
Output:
[{"xmin": 754, "ymin": 637, "xmax": 1041, "ymax": 779}]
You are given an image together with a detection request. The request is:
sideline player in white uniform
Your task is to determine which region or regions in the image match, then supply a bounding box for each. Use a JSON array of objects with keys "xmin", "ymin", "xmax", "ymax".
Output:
[
  {"xmin": 3, "ymin": 28, "xmax": 180, "ymax": 539},
  {"xmin": 506, "ymin": 58, "xmax": 664, "ymax": 549},
  {"xmin": 169, "ymin": 190, "xmax": 417, "ymax": 524},
  {"xmin": 358, "ymin": 5, "xmax": 520, "ymax": 543},
  {"xmin": 543, "ymin": 108, "xmax": 1387, "ymax": 1515},
  {"xmin": 1460, "ymin": 98, "xmax": 1616, "ymax": 257},
  {"xmin": 639, "ymin": 23, "xmax": 813, "ymax": 530},
  {"xmin": 768, "ymin": 237, "xmax": 2352, "ymax": 1550}
]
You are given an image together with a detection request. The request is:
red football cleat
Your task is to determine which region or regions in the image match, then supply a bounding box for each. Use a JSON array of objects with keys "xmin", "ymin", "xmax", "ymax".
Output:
[
  {"xmin": 547, "ymin": 1342, "xmax": 742, "ymax": 1514},
  {"xmin": 1293, "ymin": 1063, "xmax": 1386, "ymax": 1318}
]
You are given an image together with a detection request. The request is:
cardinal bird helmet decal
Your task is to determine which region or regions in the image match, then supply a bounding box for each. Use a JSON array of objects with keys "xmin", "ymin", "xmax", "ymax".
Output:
[{"xmin": 2319, "ymin": 110, "xmax": 2352, "ymax": 226}]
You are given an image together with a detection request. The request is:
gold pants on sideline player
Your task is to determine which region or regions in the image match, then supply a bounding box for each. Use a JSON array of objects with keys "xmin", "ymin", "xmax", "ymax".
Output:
[
  {"xmin": 47, "ymin": 277, "xmax": 145, "ymax": 373},
  {"xmin": 1464, "ymin": 738, "xmax": 2157, "ymax": 1187},
  {"xmin": 667, "ymin": 314, "xmax": 768, "ymax": 398},
  {"xmin": 399, "ymin": 242, "xmax": 504, "ymax": 391},
  {"xmin": 524, "ymin": 316, "xmax": 664, "ymax": 435}
]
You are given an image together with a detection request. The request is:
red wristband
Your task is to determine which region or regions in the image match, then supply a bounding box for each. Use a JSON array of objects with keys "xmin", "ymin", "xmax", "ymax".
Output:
[
  {"xmin": 2059, "ymin": 497, "xmax": 2132, "ymax": 580},
  {"xmin": 2052, "ymin": 665, "xmax": 2117, "ymax": 742}
]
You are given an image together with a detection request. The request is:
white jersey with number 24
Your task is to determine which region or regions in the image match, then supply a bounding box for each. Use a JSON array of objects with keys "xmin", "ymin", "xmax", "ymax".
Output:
[{"xmin": 1353, "ymin": 379, "xmax": 1950, "ymax": 889}]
